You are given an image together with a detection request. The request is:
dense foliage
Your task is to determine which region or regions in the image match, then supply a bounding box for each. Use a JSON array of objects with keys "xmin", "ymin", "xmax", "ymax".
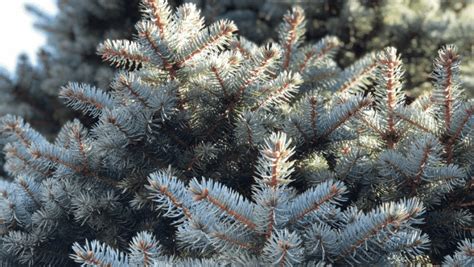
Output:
[
  {"xmin": 194, "ymin": 0, "xmax": 474, "ymax": 98},
  {"xmin": 0, "ymin": 0, "xmax": 472, "ymax": 266}
]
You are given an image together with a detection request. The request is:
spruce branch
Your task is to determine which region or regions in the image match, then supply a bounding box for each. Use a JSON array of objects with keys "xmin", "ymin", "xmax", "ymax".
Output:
[
  {"xmin": 111, "ymin": 72, "xmax": 153, "ymax": 109},
  {"xmin": 333, "ymin": 146, "xmax": 371, "ymax": 185},
  {"xmin": 59, "ymin": 83, "xmax": 114, "ymax": 118},
  {"xmin": 128, "ymin": 231, "xmax": 162, "ymax": 267},
  {"xmin": 234, "ymin": 111, "xmax": 268, "ymax": 147},
  {"xmin": 189, "ymin": 178, "xmax": 256, "ymax": 230},
  {"xmin": 97, "ymin": 40, "xmax": 150, "ymax": 69},
  {"xmin": 172, "ymin": 4, "xmax": 205, "ymax": 51},
  {"xmin": 252, "ymin": 71, "xmax": 302, "ymax": 112},
  {"xmin": 136, "ymin": 20, "xmax": 175, "ymax": 76},
  {"xmin": 140, "ymin": 0, "xmax": 172, "ymax": 39},
  {"xmin": 374, "ymin": 47, "xmax": 404, "ymax": 146},
  {"xmin": 202, "ymin": 45, "xmax": 281, "ymax": 139},
  {"xmin": 395, "ymin": 106, "xmax": 437, "ymax": 134},
  {"xmin": 336, "ymin": 198, "xmax": 427, "ymax": 264},
  {"xmin": 285, "ymin": 91, "xmax": 324, "ymax": 144},
  {"xmin": 296, "ymin": 36, "xmax": 341, "ymax": 73},
  {"xmin": 236, "ymin": 45, "xmax": 281, "ymax": 98},
  {"xmin": 335, "ymin": 52, "xmax": 377, "ymax": 95},
  {"xmin": 409, "ymin": 135, "xmax": 440, "ymax": 194},
  {"xmin": 229, "ymin": 37, "xmax": 258, "ymax": 60},
  {"xmin": 255, "ymin": 132, "xmax": 295, "ymax": 187},
  {"xmin": 262, "ymin": 229, "xmax": 304, "ymax": 266},
  {"xmin": 378, "ymin": 150, "xmax": 412, "ymax": 184},
  {"xmin": 322, "ymin": 95, "xmax": 372, "ymax": 138},
  {"xmin": 279, "ymin": 6, "xmax": 306, "ymax": 70},
  {"xmin": 444, "ymin": 102, "xmax": 473, "ymax": 163},
  {"xmin": 16, "ymin": 176, "xmax": 41, "ymax": 210},
  {"xmin": 378, "ymin": 134, "xmax": 466, "ymax": 206},
  {"xmin": 303, "ymin": 223, "xmax": 338, "ymax": 261},
  {"xmin": 0, "ymin": 115, "xmax": 46, "ymax": 148},
  {"xmin": 146, "ymin": 168, "xmax": 193, "ymax": 219},
  {"xmin": 253, "ymin": 132, "xmax": 295, "ymax": 239},
  {"xmin": 175, "ymin": 19, "xmax": 237, "ymax": 67},
  {"xmin": 71, "ymin": 239, "xmax": 128, "ymax": 267},
  {"xmin": 443, "ymin": 239, "xmax": 474, "ymax": 266},
  {"xmin": 204, "ymin": 219, "xmax": 257, "ymax": 255},
  {"xmin": 286, "ymin": 180, "xmax": 347, "ymax": 224},
  {"xmin": 3, "ymin": 143, "xmax": 52, "ymax": 179},
  {"xmin": 432, "ymin": 45, "xmax": 462, "ymax": 133}
]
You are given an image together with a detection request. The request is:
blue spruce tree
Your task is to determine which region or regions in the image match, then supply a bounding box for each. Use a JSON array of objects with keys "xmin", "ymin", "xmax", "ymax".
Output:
[{"xmin": 0, "ymin": 0, "xmax": 472, "ymax": 266}]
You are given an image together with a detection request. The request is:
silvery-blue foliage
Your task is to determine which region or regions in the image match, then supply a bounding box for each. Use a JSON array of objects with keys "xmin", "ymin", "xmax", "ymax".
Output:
[{"xmin": 0, "ymin": 0, "xmax": 472, "ymax": 266}]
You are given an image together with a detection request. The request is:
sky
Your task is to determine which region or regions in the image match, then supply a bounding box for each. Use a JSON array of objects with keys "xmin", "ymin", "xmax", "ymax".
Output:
[{"xmin": 0, "ymin": 0, "xmax": 57, "ymax": 72}]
